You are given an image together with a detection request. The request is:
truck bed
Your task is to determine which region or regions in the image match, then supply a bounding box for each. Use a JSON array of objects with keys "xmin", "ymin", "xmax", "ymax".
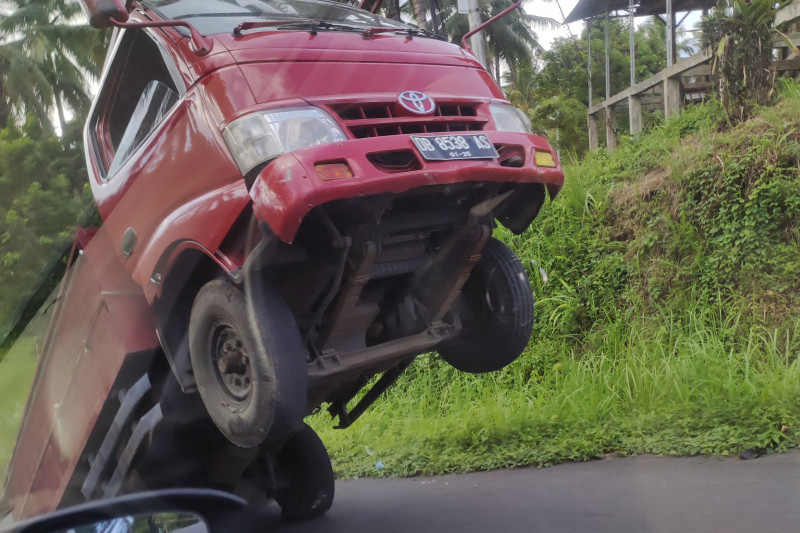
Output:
[{"xmin": 3, "ymin": 227, "xmax": 160, "ymax": 520}]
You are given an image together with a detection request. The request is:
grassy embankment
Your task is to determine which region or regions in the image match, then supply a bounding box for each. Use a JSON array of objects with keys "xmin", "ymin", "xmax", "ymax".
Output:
[{"xmin": 310, "ymin": 85, "xmax": 800, "ymax": 478}]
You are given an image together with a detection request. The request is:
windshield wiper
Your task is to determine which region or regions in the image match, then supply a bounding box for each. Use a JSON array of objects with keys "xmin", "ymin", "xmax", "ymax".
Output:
[
  {"xmin": 232, "ymin": 18, "xmax": 442, "ymax": 40},
  {"xmin": 234, "ymin": 19, "xmax": 361, "ymax": 36},
  {"xmin": 361, "ymin": 26, "xmax": 442, "ymax": 40}
]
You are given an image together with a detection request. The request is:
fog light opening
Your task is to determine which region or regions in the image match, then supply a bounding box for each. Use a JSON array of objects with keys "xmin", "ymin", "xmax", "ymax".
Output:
[
  {"xmin": 315, "ymin": 161, "xmax": 353, "ymax": 180},
  {"xmin": 534, "ymin": 150, "xmax": 557, "ymax": 168}
]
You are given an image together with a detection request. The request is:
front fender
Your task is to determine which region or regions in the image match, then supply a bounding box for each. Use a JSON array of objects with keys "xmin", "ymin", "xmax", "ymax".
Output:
[{"xmin": 131, "ymin": 181, "xmax": 251, "ymax": 302}]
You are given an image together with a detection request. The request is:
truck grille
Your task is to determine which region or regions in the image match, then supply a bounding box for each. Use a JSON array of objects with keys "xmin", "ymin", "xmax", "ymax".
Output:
[{"xmin": 329, "ymin": 102, "xmax": 487, "ymax": 139}]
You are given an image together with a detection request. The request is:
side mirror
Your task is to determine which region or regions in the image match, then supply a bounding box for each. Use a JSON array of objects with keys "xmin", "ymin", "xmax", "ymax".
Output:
[
  {"xmin": 78, "ymin": 0, "xmax": 129, "ymax": 29},
  {"xmin": 51, "ymin": 511, "xmax": 206, "ymax": 533},
  {"xmin": 76, "ymin": 0, "xmax": 213, "ymax": 56},
  {"xmin": 3, "ymin": 489, "xmax": 246, "ymax": 533}
]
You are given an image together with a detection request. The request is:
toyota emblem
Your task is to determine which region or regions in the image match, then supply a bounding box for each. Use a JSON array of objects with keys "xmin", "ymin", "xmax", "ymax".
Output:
[{"xmin": 398, "ymin": 91, "xmax": 436, "ymax": 114}]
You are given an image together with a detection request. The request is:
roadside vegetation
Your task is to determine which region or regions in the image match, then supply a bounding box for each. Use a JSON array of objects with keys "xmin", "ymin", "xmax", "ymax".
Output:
[{"xmin": 311, "ymin": 85, "xmax": 800, "ymax": 477}]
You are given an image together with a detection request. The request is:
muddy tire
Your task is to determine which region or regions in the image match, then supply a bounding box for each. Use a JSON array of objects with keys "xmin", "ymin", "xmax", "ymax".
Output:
[
  {"xmin": 437, "ymin": 237, "xmax": 534, "ymax": 373},
  {"xmin": 189, "ymin": 279, "xmax": 307, "ymax": 448},
  {"xmin": 275, "ymin": 423, "xmax": 335, "ymax": 521}
]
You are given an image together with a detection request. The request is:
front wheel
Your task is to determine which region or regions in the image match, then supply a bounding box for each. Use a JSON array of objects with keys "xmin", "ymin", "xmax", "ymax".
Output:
[
  {"xmin": 437, "ymin": 237, "xmax": 534, "ymax": 373},
  {"xmin": 189, "ymin": 279, "xmax": 308, "ymax": 448}
]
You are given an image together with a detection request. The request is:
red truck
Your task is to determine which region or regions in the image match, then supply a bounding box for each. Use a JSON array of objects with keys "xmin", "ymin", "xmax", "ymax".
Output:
[{"xmin": 3, "ymin": 0, "xmax": 564, "ymax": 523}]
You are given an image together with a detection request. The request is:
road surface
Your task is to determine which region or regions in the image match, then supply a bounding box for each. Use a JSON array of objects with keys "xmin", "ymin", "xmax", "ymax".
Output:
[{"xmin": 258, "ymin": 450, "xmax": 800, "ymax": 532}]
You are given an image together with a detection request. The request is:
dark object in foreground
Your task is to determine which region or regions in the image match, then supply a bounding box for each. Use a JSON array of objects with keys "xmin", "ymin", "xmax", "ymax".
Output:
[{"xmin": 2, "ymin": 489, "xmax": 246, "ymax": 533}]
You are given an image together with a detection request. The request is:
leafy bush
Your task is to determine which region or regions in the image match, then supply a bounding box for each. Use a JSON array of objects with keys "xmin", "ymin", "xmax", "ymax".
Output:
[
  {"xmin": 704, "ymin": 0, "xmax": 777, "ymax": 124},
  {"xmin": 0, "ymin": 118, "xmax": 90, "ymax": 344}
]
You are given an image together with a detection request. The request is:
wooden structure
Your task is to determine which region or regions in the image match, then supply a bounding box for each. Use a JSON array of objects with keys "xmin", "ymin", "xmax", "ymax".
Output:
[
  {"xmin": 566, "ymin": 0, "xmax": 800, "ymax": 151},
  {"xmin": 588, "ymin": 50, "xmax": 711, "ymax": 150}
]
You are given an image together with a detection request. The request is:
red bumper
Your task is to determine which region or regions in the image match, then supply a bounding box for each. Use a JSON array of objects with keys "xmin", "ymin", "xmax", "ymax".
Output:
[{"xmin": 250, "ymin": 131, "xmax": 564, "ymax": 243}]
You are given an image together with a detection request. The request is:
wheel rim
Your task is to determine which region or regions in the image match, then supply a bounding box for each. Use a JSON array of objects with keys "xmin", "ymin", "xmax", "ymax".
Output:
[{"xmin": 211, "ymin": 320, "xmax": 253, "ymax": 402}]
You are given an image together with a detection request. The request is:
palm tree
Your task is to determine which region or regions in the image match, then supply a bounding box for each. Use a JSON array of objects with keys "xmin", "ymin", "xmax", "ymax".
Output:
[
  {"xmin": 438, "ymin": 0, "xmax": 557, "ymax": 82},
  {"xmin": 378, "ymin": 0, "xmax": 555, "ymax": 79},
  {"xmin": 503, "ymin": 64, "xmax": 538, "ymax": 112},
  {"xmin": 0, "ymin": 36, "xmax": 53, "ymax": 128},
  {"xmin": 486, "ymin": 2, "xmax": 557, "ymax": 82},
  {"xmin": 0, "ymin": 0, "xmax": 106, "ymax": 131}
]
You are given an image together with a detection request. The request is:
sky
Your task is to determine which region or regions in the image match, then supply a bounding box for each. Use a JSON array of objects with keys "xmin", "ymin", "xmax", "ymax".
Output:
[
  {"xmin": 527, "ymin": 0, "xmax": 703, "ymax": 51},
  {"xmin": 524, "ymin": 0, "xmax": 584, "ymax": 49}
]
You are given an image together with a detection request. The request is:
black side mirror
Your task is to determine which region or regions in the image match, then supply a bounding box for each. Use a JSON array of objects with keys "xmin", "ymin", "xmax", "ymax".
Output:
[
  {"xmin": 3, "ymin": 489, "xmax": 246, "ymax": 533},
  {"xmin": 78, "ymin": 0, "xmax": 129, "ymax": 29}
]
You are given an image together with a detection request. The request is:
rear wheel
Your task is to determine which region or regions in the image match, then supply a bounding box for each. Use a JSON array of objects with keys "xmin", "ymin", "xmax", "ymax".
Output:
[
  {"xmin": 189, "ymin": 279, "xmax": 307, "ymax": 448},
  {"xmin": 437, "ymin": 237, "xmax": 534, "ymax": 373},
  {"xmin": 274, "ymin": 423, "xmax": 335, "ymax": 521}
]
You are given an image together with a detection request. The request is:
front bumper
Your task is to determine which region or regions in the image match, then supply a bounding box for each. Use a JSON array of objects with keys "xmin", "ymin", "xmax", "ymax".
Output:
[{"xmin": 249, "ymin": 131, "xmax": 564, "ymax": 243}]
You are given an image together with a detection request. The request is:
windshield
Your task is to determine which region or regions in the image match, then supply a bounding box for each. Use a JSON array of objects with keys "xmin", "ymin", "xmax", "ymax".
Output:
[{"xmin": 142, "ymin": 0, "xmax": 411, "ymax": 35}]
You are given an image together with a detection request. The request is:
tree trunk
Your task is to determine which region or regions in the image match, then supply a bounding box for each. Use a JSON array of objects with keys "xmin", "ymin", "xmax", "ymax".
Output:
[
  {"xmin": 0, "ymin": 94, "xmax": 9, "ymax": 130},
  {"xmin": 50, "ymin": 53, "xmax": 67, "ymax": 136},
  {"xmin": 54, "ymin": 93, "xmax": 66, "ymax": 137},
  {"xmin": 498, "ymin": 44, "xmax": 515, "ymax": 85},
  {"xmin": 386, "ymin": 0, "xmax": 401, "ymax": 20},
  {"xmin": 412, "ymin": 0, "xmax": 426, "ymax": 29}
]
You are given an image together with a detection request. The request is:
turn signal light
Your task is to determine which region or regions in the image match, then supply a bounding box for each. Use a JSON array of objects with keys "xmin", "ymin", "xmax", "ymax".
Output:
[
  {"xmin": 534, "ymin": 151, "xmax": 557, "ymax": 167},
  {"xmin": 315, "ymin": 162, "xmax": 353, "ymax": 180}
]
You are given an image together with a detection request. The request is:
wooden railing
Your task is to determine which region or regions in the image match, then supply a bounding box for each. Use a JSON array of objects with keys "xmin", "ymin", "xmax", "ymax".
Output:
[{"xmin": 588, "ymin": 2, "xmax": 800, "ymax": 151}]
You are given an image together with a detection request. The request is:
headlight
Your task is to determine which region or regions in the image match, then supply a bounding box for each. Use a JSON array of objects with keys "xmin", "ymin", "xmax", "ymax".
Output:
[
  {"xmin": 223, "ymin": 106, "xmax": 347, "ymax": 174},
  {"xmin": 489, "ymin": 103, "xmax": 532, "ymax": 134}
]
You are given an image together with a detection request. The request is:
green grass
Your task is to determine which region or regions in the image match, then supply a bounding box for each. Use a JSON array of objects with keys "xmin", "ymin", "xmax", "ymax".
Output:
[
  {"xmin": 0, "ymin": 291, "xmax": 56, "ymax": 481},
  {"xmin": 0, "ymin": 336, "xmax": 40, "ymax": 481},
  {"xmin": 310, "ymin": 94, "xmax": 800, "ymax": 478},
  {"xmin": 310, "ymin": 308, "xmax": 800, "ymax": 477}
]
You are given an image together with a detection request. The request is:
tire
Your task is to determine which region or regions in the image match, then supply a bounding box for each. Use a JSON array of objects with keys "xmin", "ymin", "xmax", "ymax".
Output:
[
  {"xmin": 189, "ymin": 279, "xmax": 308, "ymax": 449},
  {"xmin": 274, "ymin": 423, "xmax": 335, "ymax": 521},
  {"xmin": 437, "ymin": 237, "xmax": 534, "ymax": 373}
]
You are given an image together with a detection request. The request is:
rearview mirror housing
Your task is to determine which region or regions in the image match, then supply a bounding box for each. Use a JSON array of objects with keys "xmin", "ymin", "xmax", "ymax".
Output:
[{"xmin": 79, "ymin": 0, "xmax": 129, "ymax": 28}]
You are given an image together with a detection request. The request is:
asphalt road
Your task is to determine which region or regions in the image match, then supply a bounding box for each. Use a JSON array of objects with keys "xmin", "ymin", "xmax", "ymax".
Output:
[{"xmin": 257, "ymin": 450, "xmax": 800, "ymax": 533}]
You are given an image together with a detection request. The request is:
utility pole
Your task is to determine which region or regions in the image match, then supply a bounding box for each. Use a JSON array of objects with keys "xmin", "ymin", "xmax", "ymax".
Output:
[
  {"xmin": 466, "ymin": 0, "xmax": 487, "ymax": 67},
  {"xmin": 587, "ymin": 18, "xmax": 592, "ymax": 105},
  {"xmin": 604, "ymin": 9, "xmax": 610, "ymax": 100}
]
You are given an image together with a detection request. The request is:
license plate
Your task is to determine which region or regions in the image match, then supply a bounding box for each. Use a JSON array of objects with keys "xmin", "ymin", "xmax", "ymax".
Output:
[{"xmin": 411, "ymin": 134, "xmax": 498, "ymax": 161}]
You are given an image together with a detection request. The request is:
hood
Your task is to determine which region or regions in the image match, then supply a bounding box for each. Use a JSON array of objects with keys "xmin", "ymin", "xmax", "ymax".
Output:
[{"xmin": 214, "ymin": 31, "xmax": 505, "ymax": 104}]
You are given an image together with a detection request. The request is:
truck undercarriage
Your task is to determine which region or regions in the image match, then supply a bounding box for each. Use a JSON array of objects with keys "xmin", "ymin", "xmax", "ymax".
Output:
[{"xmin": 252, "ymin": 181, "xmax": 544, "ymax": 425}]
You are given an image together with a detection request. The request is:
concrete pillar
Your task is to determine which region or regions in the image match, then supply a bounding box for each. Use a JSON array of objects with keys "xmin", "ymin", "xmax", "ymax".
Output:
[
  {"xmin": 629, "ymin": 95, "xmax": 643, "ymax": 135},
  {"xmin": 629, "ymin": 0, "xmax": 636, "ymax": 87},
  {"xmin": 605, "ymin": 106, "xmax": 617, "ymax": 152},
  {"xmin": 666, "ymin": 0, "xmax": 674, "ymax": 67},
  {"xmin": 664, "ymin": 77, "xmax": 681, "ymax": 118},
  {"xmin": 588, "ymin": 113, "xmax": 599, "ymax": 150}
]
